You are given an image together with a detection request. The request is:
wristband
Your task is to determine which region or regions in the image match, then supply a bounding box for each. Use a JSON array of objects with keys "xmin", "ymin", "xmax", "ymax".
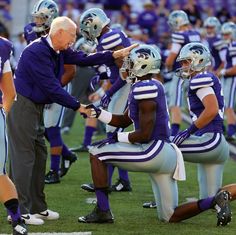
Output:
[
  {"xmin": 98, "ymin": 109, "xmax": 112, "ymax": 124},
  {"xmin": 117, "ymin": 132, "xmax": 130, "ymax": 143},
  {"xmin": 95, "ymin": 87, "xmax": 105, "ymax": 97},
  {"xmin": 220, "ymin": 69, "xmax": 226, "ymax": 76}
]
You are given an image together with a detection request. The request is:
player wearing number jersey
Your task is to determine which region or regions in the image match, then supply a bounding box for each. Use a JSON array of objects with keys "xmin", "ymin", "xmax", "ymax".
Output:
[
  {"xmin": 80, "ymin": 8, "xmax": 132, "ymax": 191},
  {"xmin": 0, "ymin": 37, "xmax": 28, "ymax": 235},
  {"xmin": 218, "ymin": 22, "xmax": 236, "ymax": 141},
  {"xmin": 166, "ymin": 10, "xmax": 201, "ymax": 136},
  {"xmin": 203, "ymin": 17, "xmax": 225, "ymax": 72},
  {"xmin": 172, "ymin": 42, "xmax": 229, "ymax": 199},
  {"xmin": 78, "ymin": 44, "xmax": 233, "ymax": 227},
  {"xmin": 23, "ymin": 0, "xmax": 77, "ymax": 184}
]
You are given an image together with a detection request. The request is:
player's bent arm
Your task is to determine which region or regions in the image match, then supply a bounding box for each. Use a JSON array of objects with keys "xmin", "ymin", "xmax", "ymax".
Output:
[
  {"xmin": 0, "ymin": 70, "xmax": 16, "ymax": 113},
  {"xmin": 128, "ymin": 99, "xmax": 156, "ymax": 143},
  {"xmin": 100, "ymin": 108, "xmax": 132, "ymax": 128},
  {"xmin": 61, "ymin": 64, "xmax": 76, "ymax": 86},
  {"xmin": 165, "ymin": 52, "xmax": 178, "ymax": 71},
  {"xmin": 194, "ymin": 94, "xmax": 219, "ymax": 129},
  {"xmin": 223, "ymin": 65, "xmax": 236, "ymax": 77}
]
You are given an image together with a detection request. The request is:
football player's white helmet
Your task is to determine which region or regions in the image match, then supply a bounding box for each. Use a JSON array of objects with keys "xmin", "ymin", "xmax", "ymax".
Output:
[
  {"xmin": 120, "ymin": 44, "xmax": 161, "ymax": 82},
  {"xmin": 80, "ymin": 8, "xmax": 110, "ymax": 41},
  {"xmin": 31, "ymin": 0, "xmax": 58, "ymax": 33},
  {"xmin": 221, "ymin": 22, "xmax": 236, "ymax": 43},
  {"xmin": 204, "ymin": 17, "xmax": 221, "ymax": 34},
  {"xmin": 176, "ymin": 42, "xmax": 211, "ymax": 78},
  {"xmin": 168, "ymin": 10, "xmax": 190, "ymax": 31}
]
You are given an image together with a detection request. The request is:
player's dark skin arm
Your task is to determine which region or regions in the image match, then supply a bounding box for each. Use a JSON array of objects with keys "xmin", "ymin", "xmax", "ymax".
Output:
[
  {"xmin": 61, "ymin": 64, "xmax": 76, "ymax": 86},
  {"xmin": 108, "ymin": 109, "xmax": 132, "ymax": 128},
  {"xmin": 107, "ymin": 99, "xmax": 156, "ymax": 143},
  {"xmin": 223, "ymin": 65, "xmax": 236, "ymax": 77}
]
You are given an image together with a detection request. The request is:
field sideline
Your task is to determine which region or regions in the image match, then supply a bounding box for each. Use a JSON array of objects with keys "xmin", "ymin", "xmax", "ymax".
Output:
[{"xmin": 0, "ymin": 116, "xmax": 236, "ymax": 235}]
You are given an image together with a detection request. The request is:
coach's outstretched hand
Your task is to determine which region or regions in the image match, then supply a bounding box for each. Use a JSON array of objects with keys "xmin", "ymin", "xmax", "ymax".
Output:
[
  {"xmin": 78, "ymin": 104, "xmax": 91, "ymax": 118},
  {"xmin": 112, "ymin": 43, "xmax": 139, "ymax": 59},
  {"xmin": 85, "ymin": 104, "xmax": 101, "ymax": 118}
]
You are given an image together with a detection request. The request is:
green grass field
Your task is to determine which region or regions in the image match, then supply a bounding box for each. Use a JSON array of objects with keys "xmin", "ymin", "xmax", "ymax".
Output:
[{"xmin": 1, "ymin": 115, "xmax": 236, "ymax": 235}]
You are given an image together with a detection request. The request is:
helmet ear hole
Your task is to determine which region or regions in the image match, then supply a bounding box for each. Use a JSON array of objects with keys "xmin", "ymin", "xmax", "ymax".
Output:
[{"xmin": 141, "ymin": 64, "xmax": 147, "ymax": 69}]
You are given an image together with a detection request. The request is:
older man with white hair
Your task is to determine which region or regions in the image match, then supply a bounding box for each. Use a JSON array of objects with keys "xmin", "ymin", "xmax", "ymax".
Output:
[{"xmin": 7, "ymin": 16, "xmax": 137, "ymax": 225}]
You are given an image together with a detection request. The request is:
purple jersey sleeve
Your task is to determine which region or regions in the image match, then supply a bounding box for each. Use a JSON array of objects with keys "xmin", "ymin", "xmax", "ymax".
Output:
[
  {"xmin": 225, "ymin": 42, "xmax": 236, "ymax": 71},
  {"xmin": 189, "ymin": 73, "xmax": 214, "ymax": 90},
  {"xmin": 0, "ymin": 37, "xmax": 12, "ymax": 79},
  {"xmin": 188, "ymin": 72, "xmax": 224, "ymax": 135},
  {"xmin": 97, "ymin": 29, "xmax": 130, "ymax": 51}
]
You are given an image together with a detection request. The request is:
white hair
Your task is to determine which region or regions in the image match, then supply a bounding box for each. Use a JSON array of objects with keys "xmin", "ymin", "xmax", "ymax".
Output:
[{"xmin": 49, "ymin": 16, "xmax": 77, "ymax": 35}]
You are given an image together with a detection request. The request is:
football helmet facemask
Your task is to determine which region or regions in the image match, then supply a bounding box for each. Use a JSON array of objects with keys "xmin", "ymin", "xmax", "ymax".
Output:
[
  {"xmin": 204, "ymin": 16, "xmax": 221, "ymax": 34},
  {"xmin": 80, "ymin": 8, "xmax": 110, "ymax": 42},
  {"xmin": 74, "ymin": 37, "xmax": 96, "ymax": 53},
  {"xmin": 221, "ymin": 22, "xmax": 236, "ymax": 43},
  {"xmin": 31, "ymin": 0, "xmax": 59, "ymax": 33}
]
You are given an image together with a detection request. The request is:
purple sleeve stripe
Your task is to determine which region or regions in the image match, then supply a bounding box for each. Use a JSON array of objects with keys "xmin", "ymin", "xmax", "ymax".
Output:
[{"xmin": 133, "ymin": 89, "xmax": 158, "ymax": 96}]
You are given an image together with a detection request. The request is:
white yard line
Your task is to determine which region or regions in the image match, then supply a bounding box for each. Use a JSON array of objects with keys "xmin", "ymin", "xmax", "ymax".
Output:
[{"xmin": 0, "ymin": 233, "xmax": 92, "ymax": 235}]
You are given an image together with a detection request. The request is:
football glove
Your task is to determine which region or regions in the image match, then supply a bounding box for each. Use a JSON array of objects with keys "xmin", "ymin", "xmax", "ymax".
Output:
[
  {"xmin": 24, "ymin": 23, "xmax": 38, "ymax": 44},
  {"xmin": 172, "ymin": 124, "xmax": 198, "ymax": 146},
  {"xmin": 100, "ymin": 91, "xmax": 111, "ymax": 109},
  {"xmin": 85, "ymin": 104, "xmax": 101, "ymax": 118},
  {"xmin": 89, "ymin": 75, "xmax": 100, "ymax": 92},
  {"xmin": 91, "ymin": 133, "xmax": 118, "ymax": 148}
]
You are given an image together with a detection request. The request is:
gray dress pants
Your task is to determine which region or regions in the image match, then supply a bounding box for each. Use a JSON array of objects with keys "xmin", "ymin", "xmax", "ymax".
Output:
[{"xmin": 8, "ymin": 93, "xmax": 47, "ymax": 214}]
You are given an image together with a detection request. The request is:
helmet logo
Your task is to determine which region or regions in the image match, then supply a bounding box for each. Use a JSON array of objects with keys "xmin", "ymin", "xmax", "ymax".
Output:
[
  {"xmin": 81, "ymin": 14, "xmax": 94, "ymax": 26},
  {"xmin": 136, "ymin": 48, "xmax": 151, "ymax": 60},
  {"xmin": 189, "ymin": 45, "xmax": 204, "ymax": 55}
]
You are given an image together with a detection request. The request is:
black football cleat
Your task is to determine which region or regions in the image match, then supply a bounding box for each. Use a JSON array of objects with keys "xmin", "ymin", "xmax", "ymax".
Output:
[
  {"xmin": 60, "ymin": 152, "xmax": 77, "ymax": 177},
  {"xmin": 226, "ymin": 135, "xmax": 236, "ymax": 144},
  {"xmin": 45, "ymin": 170, "xmax": 60, "ymax": 184},
  {"xmin": 143, "ymin": 201, "xmax": 157, "ymax": 208},
  {"xmin": 111, "ymin": 178, "xmax": 132, "ymax": 192},
  {"xmin": 70, "ymin": 145, "xmax": 89, "ymax": 153},
  {"xmin": 12, "ymin": 219, "xmax": 28, "ymax": 235},
  {"xmin": 78, "ymin": 205, "xmax": 114, "ymax": 223},
  {"xmin": 213, "ymin": 190, "xmax": 232, "ymax": 226}
]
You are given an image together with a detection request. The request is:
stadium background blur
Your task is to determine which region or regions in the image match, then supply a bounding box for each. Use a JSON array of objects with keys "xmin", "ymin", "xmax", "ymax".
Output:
[{"xmin": 1, "ymin": 0, "xmax": 236, "ymax": 44}]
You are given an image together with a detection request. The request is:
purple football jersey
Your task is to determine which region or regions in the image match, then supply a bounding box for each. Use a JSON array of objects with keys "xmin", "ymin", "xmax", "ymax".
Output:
[
  {"xmin": 225, "ymin": 41, "xmax": 236, "ymax": 73},
  {"xmin": 0, "ymin": 37, "xmax": 12, "ymax": 104},
  {"xmin": 128, "ymin": 79, "xmax": 170, "ymax": 141},
  {"xmin": 206, "ymin": 35, "xmax": 224, "ymax": 70},
  {"xmin": 97, "ymin": 28, "xmax": 131, "ymax": 84},
  {"xmin": 188, "ymin": 72, "xmax": 224, "ymax": 135},
  {"xmin": 171, "ymin": 30, "xmax": 201, "ymax": 70}
]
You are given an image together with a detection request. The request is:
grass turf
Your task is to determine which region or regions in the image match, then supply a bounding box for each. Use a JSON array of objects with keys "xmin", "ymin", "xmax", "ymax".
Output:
[{"xmin": 0, "ymin": 115, "xmax": 236, "ymax": 235}]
